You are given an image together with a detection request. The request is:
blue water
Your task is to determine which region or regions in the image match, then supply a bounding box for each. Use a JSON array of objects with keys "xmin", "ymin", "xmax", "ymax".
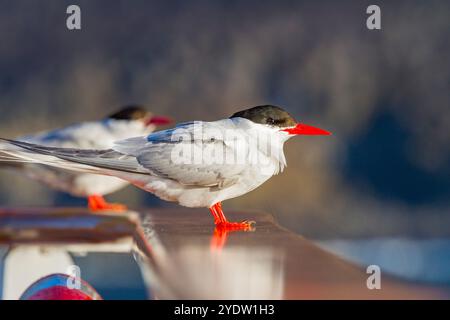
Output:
[{"xmin": 318, "ymin": 238, "xmax": 450, "ymax": 286}]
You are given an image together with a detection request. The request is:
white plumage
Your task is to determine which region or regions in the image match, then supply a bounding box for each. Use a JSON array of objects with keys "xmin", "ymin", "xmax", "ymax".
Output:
[
  {"xmin": 1, "ymin": 118, "xmax": 288, "ymax": 207},
  {"xmin": 0, "ymin": 105, "xmax": 330, "ymax": 227}
]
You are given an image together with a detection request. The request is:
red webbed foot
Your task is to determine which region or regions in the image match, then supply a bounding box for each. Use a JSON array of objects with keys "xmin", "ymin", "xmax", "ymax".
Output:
[
  {"xmin": 87, "ymin": 195, "xmax": 127, "ymax": 212},
  {"xmin": 209, "ymin": 202, "xmax": 256, "ymax": 231},
  {"xmin": 215, "ymin": 220, "xmax": 255, "ymax": 231}
]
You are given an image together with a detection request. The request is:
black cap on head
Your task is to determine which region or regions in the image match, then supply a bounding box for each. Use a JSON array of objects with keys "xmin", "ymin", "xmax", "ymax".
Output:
[
  {"xmin": 107, "ymin": 105, "xmax": 150, "ymax": 121},
  {"xmin": 230, "ymin": 105, "xmax": 297, "ymax": 128}
]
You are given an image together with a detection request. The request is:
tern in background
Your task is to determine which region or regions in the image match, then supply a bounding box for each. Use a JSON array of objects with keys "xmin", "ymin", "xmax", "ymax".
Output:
[
  {"xmin": 0, "ymin": 105, "xmax": 171, "ymax": 211},
  {"xmin": 0, "ymin": 105, "xmax": 330, "ymax": 229}
]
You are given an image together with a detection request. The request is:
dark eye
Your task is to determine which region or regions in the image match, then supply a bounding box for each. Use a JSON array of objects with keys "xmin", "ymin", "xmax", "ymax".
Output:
[{"xmin": 266, "ymin": 117, "xmax": 275, "ymax": 125}]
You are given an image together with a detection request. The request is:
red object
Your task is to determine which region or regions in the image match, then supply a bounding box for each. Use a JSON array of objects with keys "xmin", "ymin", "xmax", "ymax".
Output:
[
  {"xmin": 87, "ymin": 194, "xmax": 127, "ymax": 212},
  {"xmin": 210, "ymin": 227, "xmax": 229, "ymax": 251},
  {"xmin": 27, "ymin": 286, "xmax": 93, "ymax": 300},
  {"xmin": 209, "ymin": 202, "xmax": 254, "ymax": 231},
  {"xmin": 20, "ymin": 274, "xmax": 102, "ymax": 300},
  {"xmin": 282, "ymin": 123, "xmax": 331, "ymax": 135},
  {"xmin": 146, "ymin": 115, "xmax": 172, "ymax": 126}
]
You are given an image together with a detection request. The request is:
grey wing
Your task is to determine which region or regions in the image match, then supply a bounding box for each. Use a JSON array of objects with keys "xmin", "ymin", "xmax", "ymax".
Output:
[
  {"xmin": 2, "ymin": 137, "xmax": 245, "ymax": 187},
  {"xmin": 136, "ymin": 131, "xmax": 247, "ymax": 187}
]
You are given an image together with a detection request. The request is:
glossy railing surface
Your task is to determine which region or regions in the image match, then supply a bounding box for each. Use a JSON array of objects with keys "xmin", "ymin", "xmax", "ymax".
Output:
[{"xmin": 0, "ymin": 208, "xmax": 449, "ymax": 299}]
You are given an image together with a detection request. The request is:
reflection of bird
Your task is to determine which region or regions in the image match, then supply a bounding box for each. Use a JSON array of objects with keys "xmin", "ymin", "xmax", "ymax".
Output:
[
  {"xmin": 0, "ymin": 105, "xmax": 171, "ymax": 211},
  {"xmin": 210, "ymin": 227, "xmax": 231, "ymax": 251},
  {"xmin": 0, "ymin": 105, "xmax": 330, "ymax": 227}
]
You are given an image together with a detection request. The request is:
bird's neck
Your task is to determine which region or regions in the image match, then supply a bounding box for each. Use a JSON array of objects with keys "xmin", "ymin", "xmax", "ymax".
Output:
[{"xmin": 245, "ymin": 125, "xmax": 288, "ymax": 175}]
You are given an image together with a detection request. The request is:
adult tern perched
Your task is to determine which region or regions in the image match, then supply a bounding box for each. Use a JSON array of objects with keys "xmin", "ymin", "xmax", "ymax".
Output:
[{"xmin": 0, "ymin": 105, "xmax": 330, "ymax": 228}]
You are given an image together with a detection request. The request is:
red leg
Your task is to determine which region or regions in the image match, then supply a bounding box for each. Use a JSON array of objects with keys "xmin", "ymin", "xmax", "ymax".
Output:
[
  {"xmin": 87, "ymin": 195, "xmax": 127, "ymax": 212},
  {"xmin": 208, "ymin": 202, "xmax": 255, "ymax": 231},
  {"xmin": 209, "ymin": 205, "xmax": 222, "ymax": 224}
]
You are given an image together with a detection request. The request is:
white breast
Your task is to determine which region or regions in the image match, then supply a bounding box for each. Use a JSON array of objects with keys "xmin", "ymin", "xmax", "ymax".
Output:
[{"xmin": 123, "ymin": 119, "xmax": 286, "ymax": 208}]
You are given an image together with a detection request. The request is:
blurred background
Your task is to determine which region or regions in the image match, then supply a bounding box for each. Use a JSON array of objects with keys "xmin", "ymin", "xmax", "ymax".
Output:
[{"xmin": 0, "ymin": 0, "xmax": 449, "ymax": 274}]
